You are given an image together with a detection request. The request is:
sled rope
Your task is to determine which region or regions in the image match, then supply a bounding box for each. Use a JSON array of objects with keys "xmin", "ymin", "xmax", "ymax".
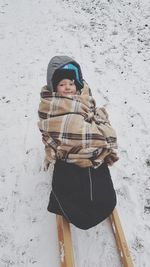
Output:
[{"xmin": 56, "ymin": 208, "xmax": 134, "ymax": 267}]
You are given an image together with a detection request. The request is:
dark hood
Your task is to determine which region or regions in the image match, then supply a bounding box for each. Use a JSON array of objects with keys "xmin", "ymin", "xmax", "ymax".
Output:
[{"xmin": 47, "ymin": 55, "xmax": 83, "ymax": 92}]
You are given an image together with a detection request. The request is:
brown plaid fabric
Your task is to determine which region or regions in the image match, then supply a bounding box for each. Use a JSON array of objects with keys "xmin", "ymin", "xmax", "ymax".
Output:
[{"xmin": 38, "ymin": 82, "xmax": 119, "ymax": 168}]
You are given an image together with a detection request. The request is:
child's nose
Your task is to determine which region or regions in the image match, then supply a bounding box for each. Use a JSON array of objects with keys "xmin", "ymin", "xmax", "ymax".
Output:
[{"xmin": 65, "ymin": 84, "xmax": 71, "ymax": 90}]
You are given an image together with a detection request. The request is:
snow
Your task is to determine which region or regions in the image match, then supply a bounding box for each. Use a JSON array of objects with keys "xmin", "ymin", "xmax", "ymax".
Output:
[{"xmin": 0, "ymin": 0, "xmax": 150, "ymax": 266}]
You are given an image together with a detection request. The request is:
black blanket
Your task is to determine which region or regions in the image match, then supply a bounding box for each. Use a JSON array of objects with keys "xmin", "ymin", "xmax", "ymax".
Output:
[{"xmin": 47, "ymin": 160, "xmax": 116, "ymax": 230}]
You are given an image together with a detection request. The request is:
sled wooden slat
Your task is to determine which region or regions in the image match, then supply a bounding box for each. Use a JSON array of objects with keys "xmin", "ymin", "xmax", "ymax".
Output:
[
  {"xmin": 109, "ymin": 208, "xmax": 134, "ymax": 267},
  {"xmin": 56, "ymin": 215, "xmax": 75, "ymax": 267}
]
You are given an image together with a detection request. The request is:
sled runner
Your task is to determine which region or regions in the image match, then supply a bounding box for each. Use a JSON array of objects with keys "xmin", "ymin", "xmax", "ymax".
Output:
[
  {"xmin": 56, "ymin": 215, "xmax": 75, "ymax": 267},
  {"xmin": 56, "ymin": 208, "xmax": 134, "ymax": 267},
  {"xmin": 109, "ymin": 208, "xmax": 134, "ymax": 267}
]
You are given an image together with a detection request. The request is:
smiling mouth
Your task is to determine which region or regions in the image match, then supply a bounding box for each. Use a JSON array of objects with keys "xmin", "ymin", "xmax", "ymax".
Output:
[{"xmin": 64, "ymin": 92, "xmax": 74, "ymax": 94}]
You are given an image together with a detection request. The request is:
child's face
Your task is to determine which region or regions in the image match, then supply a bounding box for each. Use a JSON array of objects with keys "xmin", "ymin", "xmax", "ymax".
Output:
[{"xmin": 56, "ymin": 79, "xmax": 77, "ymax": 96}]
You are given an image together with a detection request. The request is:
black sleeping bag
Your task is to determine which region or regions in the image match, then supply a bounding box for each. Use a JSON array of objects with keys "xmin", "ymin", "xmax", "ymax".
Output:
[{"xmin": 47, "ymin": 160, "xmax": 116, "ymax": 230}]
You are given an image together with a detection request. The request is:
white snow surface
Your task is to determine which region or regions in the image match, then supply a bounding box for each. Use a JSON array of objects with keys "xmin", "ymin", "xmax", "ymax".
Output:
[{"xmin": 0, "ymin": 0, "xmax": 150, "ymax": 266}]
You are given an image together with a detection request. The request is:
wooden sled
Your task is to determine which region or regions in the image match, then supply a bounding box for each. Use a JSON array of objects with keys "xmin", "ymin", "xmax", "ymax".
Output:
[{"xmin": 56, "ymin": 208, "xmax": 134, "ymax": 267}]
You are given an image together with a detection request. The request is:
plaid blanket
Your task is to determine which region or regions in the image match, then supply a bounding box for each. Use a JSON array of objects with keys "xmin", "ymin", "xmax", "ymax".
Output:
[{"xmin": 38, "ymin": 82, "xmax": 119, "ymax": 168}]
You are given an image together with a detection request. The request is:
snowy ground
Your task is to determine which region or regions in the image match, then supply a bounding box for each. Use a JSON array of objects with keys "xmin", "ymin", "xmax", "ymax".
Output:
[{"xmin": 0, "ymin": 0, "xmax": 150, "ymax": 266}]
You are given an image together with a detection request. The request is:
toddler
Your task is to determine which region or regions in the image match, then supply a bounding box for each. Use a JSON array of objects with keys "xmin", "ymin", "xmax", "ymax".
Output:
[{"xmin": 38, "ymin": 56, "xmax": 118, "ymax": 229}]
